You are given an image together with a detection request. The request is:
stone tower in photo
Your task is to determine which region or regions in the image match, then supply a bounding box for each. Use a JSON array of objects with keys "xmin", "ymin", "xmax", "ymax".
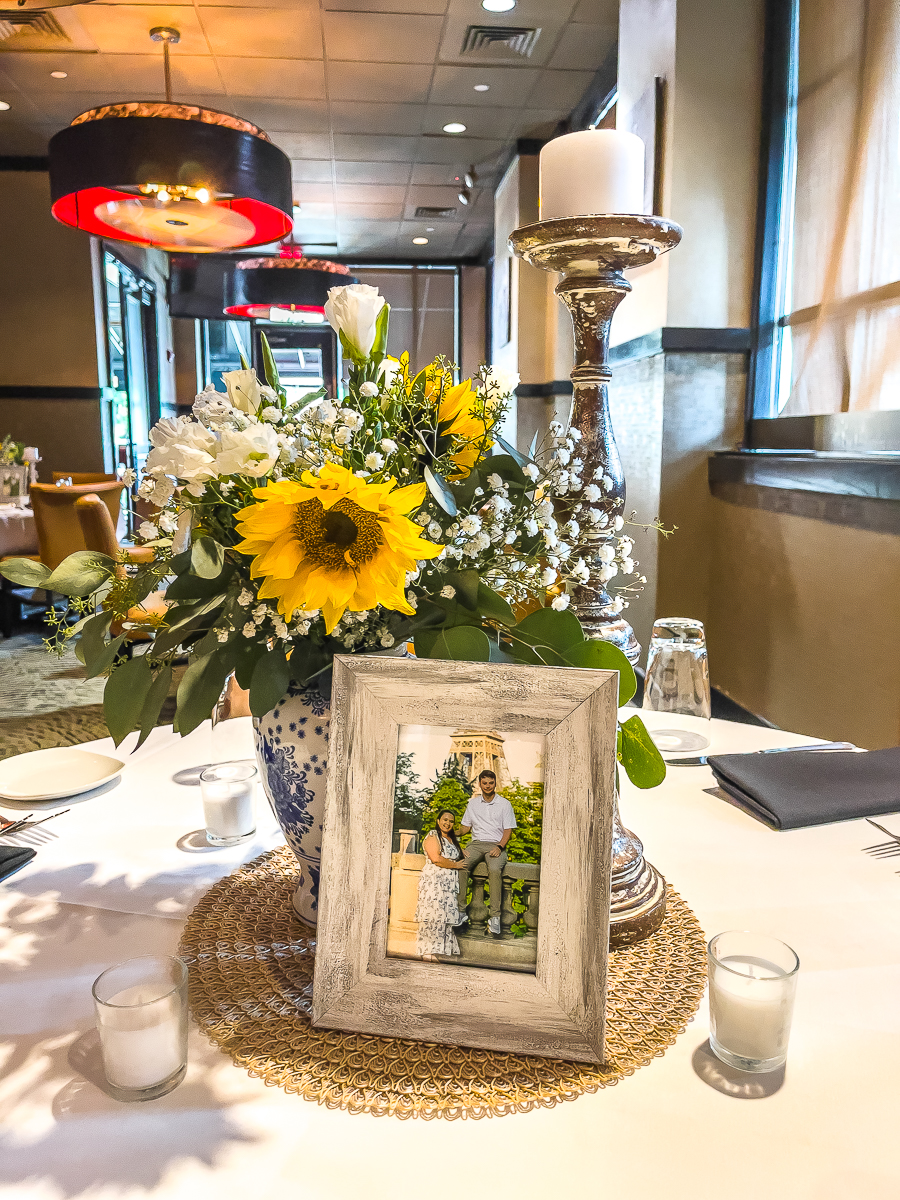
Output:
[{"xmin": 449, "ymin": 729, "xmax": 511, "ymax": 791}]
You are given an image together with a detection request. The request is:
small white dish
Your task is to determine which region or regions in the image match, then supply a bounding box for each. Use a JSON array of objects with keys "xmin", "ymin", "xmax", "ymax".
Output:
[{"xmin": 0, "ymin": 747, "xmax": 125, "ymax": 801}]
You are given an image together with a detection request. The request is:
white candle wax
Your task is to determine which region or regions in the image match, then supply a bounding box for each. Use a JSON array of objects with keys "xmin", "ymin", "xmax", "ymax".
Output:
[
  {"xmin": 99, "ymin": 985, "xmax": 184, "ymax": 1091},
  {"xmin": 709, "ymin": 956, "xmax": 795, "ymax": 1062},
  {"xmin": 539, "ymin": 129, "xmax": 646, "ymax": 221},
  {"xmin": 202, "ymin": 778, "xmax": 255, "ymax": 838}
]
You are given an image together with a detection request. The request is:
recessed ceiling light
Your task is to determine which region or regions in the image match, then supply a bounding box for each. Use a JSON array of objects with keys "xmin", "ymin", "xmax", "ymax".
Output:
[
  {"xmin": 473, "ymin": 84, "xmax": 490, "ymax": 92},
  {"xmin": 50, "ymin": 71, "xmax": 68, "ymax": 80},
  {"xmin": 0, "ymin": 101, "xmax": 10, "ymax": 112},
  {"xmin": 482, "ymin": 0, "xmax": 515, "ymax": 11},
  {"xmin": 426, "ymin": 227, "xmax": 435, "ymax": 232},
  {"xmin": 412, "ymin": 236, "xmax": 429, "ymax": 245},
  {"xmin": 443, "ymin": 122, "xmax": 466, "ymax": 134}
]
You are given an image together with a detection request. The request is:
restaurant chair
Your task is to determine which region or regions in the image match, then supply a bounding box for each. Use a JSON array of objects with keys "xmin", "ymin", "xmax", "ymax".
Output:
[
  {"xmin": 51, "ymin": 472, "xmax": 118, "ymax": 485},
  {"xmin": 29, "ymin": 480, "xmax": 127, "ymax": 571}
]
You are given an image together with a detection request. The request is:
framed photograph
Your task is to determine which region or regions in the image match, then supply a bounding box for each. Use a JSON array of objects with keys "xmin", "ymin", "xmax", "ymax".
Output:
[{"xmin": 313, "ymin": 656, "xmax": 619, "ymax": 1064}]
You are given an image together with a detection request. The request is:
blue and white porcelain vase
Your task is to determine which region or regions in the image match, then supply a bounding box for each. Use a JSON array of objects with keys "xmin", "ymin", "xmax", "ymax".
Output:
[{"xmin": 254, "ymin": 681, "xmax": 331, "ymax": 925}]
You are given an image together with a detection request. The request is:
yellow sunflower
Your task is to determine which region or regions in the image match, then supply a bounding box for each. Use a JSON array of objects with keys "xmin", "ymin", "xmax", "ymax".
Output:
[{"xmin": 234, "ymin": 462, "xmax": 443, "ymax": 634}]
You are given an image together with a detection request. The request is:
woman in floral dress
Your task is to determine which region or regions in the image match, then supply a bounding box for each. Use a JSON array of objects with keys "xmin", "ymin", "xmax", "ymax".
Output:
[{"xmin": 416, "ymin": 809, "xmax": 467, "ymax": 961}]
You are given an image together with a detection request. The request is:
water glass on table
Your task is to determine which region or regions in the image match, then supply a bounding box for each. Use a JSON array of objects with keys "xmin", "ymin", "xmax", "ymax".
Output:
[
  {"xmin": 92, "ymin": 955, "xmax": 188, "ymax": 1102},
  {"xmin": 642, "ymin": 616, "xmax": 712, "ymax": 752},
  {"xmin": 200, "ymin": 763, "xmax": 257, "ymax": 847},
  {"xmin": 707, "ymin": 931, "xmax": 799, "ymax": 1074}
]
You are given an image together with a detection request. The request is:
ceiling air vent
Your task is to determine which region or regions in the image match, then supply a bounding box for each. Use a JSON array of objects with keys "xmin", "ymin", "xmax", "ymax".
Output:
[
  {"xmin": 460, "ymin": 24, "xmax": 541, "ymax": 58},
  {"xmin": 0, "ymin": 10, "xmax": 70, "ymax": 45},
  {"xmin": 414, "ymin": 206, "xmax": 456, "ymax": 219}
]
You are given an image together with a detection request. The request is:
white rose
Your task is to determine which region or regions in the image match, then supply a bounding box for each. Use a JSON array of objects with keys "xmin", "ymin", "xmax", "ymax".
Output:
[
  {"xmin": 214, "ymin": 424, "xmax": 280, "ymax": 478},
  {"xmin": 260, "ymin": 405, "xmax": 281, "ymax": 423},
  {"xmin": 359, "ymin": 382, "xmax": 379, "ymax": 398},
  {"xmin": 221, "ymin": 369, "xmax": 264, "ymax": 416},
  {"xmin": 324, "ymin": 284, "xmax": 386, "ymax": 362}
]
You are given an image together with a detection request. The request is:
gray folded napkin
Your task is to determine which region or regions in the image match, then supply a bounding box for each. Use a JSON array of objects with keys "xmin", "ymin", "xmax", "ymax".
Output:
[
  {"xmin": 0, "ymin": 845, "xmax": 36, "ymax": 882},
  {"xmin": 708, "ymin": 746, "xmax": 900, "ymax": 830}
]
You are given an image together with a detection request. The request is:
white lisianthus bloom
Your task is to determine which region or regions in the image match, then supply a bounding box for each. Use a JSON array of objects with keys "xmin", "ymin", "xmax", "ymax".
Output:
[
  {"xmin": 192, "ymin": 388, "xmax": 234, "ymax": 428},
  {"xmin": 221, "ymin": 369, "xmax": 264, "ymax": 416},
  {"xmin": 523, "ymin": 463, "xmax": 540, "ymax": 481},
  {"xmin": 324, "ymin": 284, "xmax": 386, "ymax": 361},
  {"xmin": 364, "ymin": 451, "xmax": 384, "ymax": 471},
  {"xmin": 540, "ymin": 566, "xmax": 558, "ymax": 585},
  {"xmin": 440, "ymin": 584, "xmax": 456, "ymax": 599},
  {"xmin": 359, "ymin": 381, "xmax": 379, "ymax": 398},
  {"xmin": 378, "ymin": 356, "xmax": 401, "ymax": 387},
  {"xmin": 334, "ymin": 426, "xmax": 353, "ymax": 447},
  {"xmin": 157, "ymin": 512, "xmax": 178, "ymax": 534},
  {"xmin": 146, "ymin": 428, "xmax": 217, "ymax": 491},
  {"xmin": 380, "ymin": 438, "xmax": 398, "ymax": 454},
  {"xmin": 137, "ymin": 520, "xmax": 158, "ymax": 541},
  {"xmin": 583, "ymin": 483, "xmax": 602, "ymax": 502},
  {"xmin": 551, "ymin": 594, "xmax": 571, "ymax": 611},
  {"xmin": 171, "ymin": 507, "xmax": 193, "ymax": 554},
  {"xmin": 215, "ymin": 423, "xmax": 280, "ymax": 478}
]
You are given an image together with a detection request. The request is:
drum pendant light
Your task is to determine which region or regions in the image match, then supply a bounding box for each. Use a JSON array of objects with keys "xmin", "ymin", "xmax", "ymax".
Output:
[
  {"xmin": 48, "ymin": 28, "xmax": 292, "ymax": 253},
  {"xmin": 224, "ymin": 245, "xmax": 358, "ymax": 323}
]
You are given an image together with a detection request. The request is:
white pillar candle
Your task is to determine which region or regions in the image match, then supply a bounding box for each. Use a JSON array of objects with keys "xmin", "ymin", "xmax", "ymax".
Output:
[
  {"xmin": 99, "ymin": 985, "xmax": 184, "ymax": 1091},
  {"xmin": 709, "ymin": 955, "xmax": 796, "ymax": 1064},
  {"xmin": 539, "ymin": 129, "xmax": 645, "ymax": 221}
]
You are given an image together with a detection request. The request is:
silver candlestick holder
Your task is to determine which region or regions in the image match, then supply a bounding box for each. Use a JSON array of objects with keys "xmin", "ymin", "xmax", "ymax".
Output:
[{"xmin": 510, "ymin": 213, "xmax": 682, "ymax": 949}]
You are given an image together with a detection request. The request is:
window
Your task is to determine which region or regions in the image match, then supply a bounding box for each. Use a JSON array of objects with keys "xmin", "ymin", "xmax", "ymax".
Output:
[{"xmin": 750, "ymin": 0, "xmax": 900, "ymax": 441}]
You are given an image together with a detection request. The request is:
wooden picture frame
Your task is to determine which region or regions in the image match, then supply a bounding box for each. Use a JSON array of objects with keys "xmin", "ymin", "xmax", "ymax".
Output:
[{"xmin": 312, "ymin": 656, "xmax": 619, "ymax": 1064}]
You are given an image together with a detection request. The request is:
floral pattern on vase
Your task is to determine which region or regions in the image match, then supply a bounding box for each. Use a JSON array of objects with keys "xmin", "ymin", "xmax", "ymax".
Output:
[{"xmin": 254, "ymin": 680, "xmax": 330, "ymax": 925}]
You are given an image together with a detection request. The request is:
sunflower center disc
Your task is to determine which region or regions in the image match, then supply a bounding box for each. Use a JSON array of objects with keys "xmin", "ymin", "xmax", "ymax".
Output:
[{"xmin": 295, "ymin": 496, "xmax": 382, "ymax": 570}]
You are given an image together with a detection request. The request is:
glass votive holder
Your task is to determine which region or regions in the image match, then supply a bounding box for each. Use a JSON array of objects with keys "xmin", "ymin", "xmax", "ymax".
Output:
[
  {"xmin": 200, "ymin": 763, "xmax": 257, "ymax": 847},
  {"xmin": 92, "ymin": 955, "xmax": 188, "ymax": 1102},
  {"xmin": 708, "ymin": 930, "xmax": 799, "ymax": 1073}
]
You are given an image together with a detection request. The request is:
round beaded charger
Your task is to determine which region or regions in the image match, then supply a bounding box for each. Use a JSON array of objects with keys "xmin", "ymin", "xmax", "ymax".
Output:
[{"xmin": 179, "ymin": 847, "xmax": 707, "ymax": 1120}]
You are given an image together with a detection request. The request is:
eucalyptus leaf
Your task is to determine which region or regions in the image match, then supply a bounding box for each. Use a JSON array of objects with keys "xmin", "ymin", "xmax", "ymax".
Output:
[
  {"xmin": 513, "ymin": 606, "xmax": 584, "ymax": 653},
  {"xmin": 619, "ymin": 714, "xmax": 667, "ymax": 789},
  {"xmin": 423, "ymin": 464, "xmax": 458, "ymax": 516},
  {"xmin": 166, "ymin": 567, "xmax": 233, "ymax": 601},
  {"xmin": 371, "ymin": 303, "xmax": 390, "ymax": 360},
  {"xmin": 492, "ymin": 432, "xmax": 529, "ymax": 469},
  {"xmin": 483, "ymin": 453, "xmax": 529, "ymax": 489},
  {"xmin": 444, "ymin": 568, "xmax": 479, "ymax": 610},
  {"xmin": 488, "ymin": 640, "xmax": 518, "ymax": 664},
  {"xmin": 75, "ymin": 610, "xmax": 114, "ymax": 668},
  {"xmin": 45, "ymin": 551, "xmax": 117, "ymax": 598},
  {"xmin": 190, "ymin": 537, "xmax": 225, "ymax": 580},
  {"xmin": 137, "ymin": 664, "xmax": 173, "ymax": 749},
  {"xmin": 249, "ymin": 648, "xmax": 291, "ymax": 717},
  {"xmin": 174, "ymin": 650, "xmax": 232, "ymax": 736},
  {"xmin": 562, "ymin": 638, "xmax": 637, "ymax": 705},
  {"xmin": 0, "ymin": 558, "xmax": 51, "ymax": 588},
  {"xmin": 260, "ymin": 331, "xmax": 280, "ymax": 391},
  {"xmin": 475, "ymin": 582, "xmax": 516, "ymax": 626},
  {"xmin": 167, "ymin": 549, "xmax": 193, "ymax": 576},
  {"xmin": 415, "ymin": 624, "xmax": 491, "ymax": 662},
  {"xmin": 103, "ymin": 652, "xmax": 154, "ymax": 746},
  {"xmin": 82, "ymin": 631, "xmax": 127, "ymax": 679}
]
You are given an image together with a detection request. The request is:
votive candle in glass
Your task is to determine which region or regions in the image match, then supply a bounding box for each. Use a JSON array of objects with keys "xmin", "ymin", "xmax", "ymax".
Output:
[
  {"xmin": 92, "ymin": 955, "xmax": 188, "ymax": 1102},
  {"xmin": 708, "ymin": 931, "xmax": 799, "ymax": 1073},
  {"xmin": 200, "ymin": 762, "xmax": 257, "ymax": 847}
]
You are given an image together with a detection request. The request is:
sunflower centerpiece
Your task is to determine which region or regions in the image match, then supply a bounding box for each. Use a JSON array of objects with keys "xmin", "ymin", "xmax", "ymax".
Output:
[{"xmin": 1, "ymin": 283, "xmax": 664, "ymax": 922}]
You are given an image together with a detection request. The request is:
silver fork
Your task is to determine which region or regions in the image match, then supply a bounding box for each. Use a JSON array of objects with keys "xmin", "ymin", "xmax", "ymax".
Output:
[{"xmin": 862, "ymin": 819, "xmax": 900, "ymax": 862}]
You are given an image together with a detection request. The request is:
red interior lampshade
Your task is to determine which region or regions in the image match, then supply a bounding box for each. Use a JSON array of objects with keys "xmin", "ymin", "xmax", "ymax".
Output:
[
  {"xmin": 224, "ymin": 255, "xmax": 357, "ymax": 322},
  {"xmin": 49, "ymin": 104, "xmax": 293, "ymax": 253}
]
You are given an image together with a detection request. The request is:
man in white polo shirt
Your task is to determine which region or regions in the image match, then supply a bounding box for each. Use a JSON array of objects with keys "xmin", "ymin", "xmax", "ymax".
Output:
[{"xmin": 456, "ymin": 770, "xmax": 516, "ymax": 937}]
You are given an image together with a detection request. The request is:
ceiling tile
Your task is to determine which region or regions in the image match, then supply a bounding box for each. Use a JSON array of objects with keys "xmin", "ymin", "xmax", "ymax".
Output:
[
  {"xmin": 332, "ymin": 133, "xmax": 418, "ymax": 161},
  {"xmin": 27, "ymin": 90, "xmax": 164, "ymax": 123},
  {"xmin": 410, "ymin": 162, "xmax": 457, "ymax": 185},
  {"xmin": 337, "ymin": 200, "xmax": 405, "ymax": 219},
  {"xmin": 323, "ymin": 12, "xmax": 442, "ymax": 63},
  {"xmin": 229, "ymin": 98, "xmax": 330, "ymax": 133},
  {"xmin": 406, "ymin": 183, "xmax": 461, "ymax": 207},
  {"xmin": 546, "ymin": 23, "xmax": 617, "ymax": 71},
  {"xmin": 570, "ymin": 0, "xmax": 619, "ymax": 22},
  {"xmin": 324, "ymin": 0, "xmax": 447, "ymax": 11},
  {"xmin": 334, "ymin": 160, "xmax": 412, "ymax": 185},
  {"xmin": 293, "ymin": 182, "xmax": 336, "ymax": 204},
  {"xmin": 334, "ymin": 183, "xmax": 407, "ymax": 204},
  {"xmin": 0, "ymin": 52, "xmax": 219, "ymax": 95},
  {"xmin": 528, "ymin": 69, "xmax": 595, "ymax": 110},
  {"xmin": 0, "ymin": 119, "xmax": 61, "ymax": 154},
  {"xmin": 217, "ymin": 58, "xmax": 325, "ymax": 100},
  {"xmin": 290, "ymin": 159, "xmax": 334, "ymax": 182},
  {"xmin": 270, "ymin": 131, "xmax": 333, "ymax": 157},
  {"xmin": 326, "ymin": 61, "xmax": 432, "ymax": 104},
  {"xmin": 198, "ymin": 8, "xmax": 323, "ymax": 58},
  {"xmin": 427, "ymin": 64, "xmax": 540, "ymax": 107},
  {"xmin": 329, "ymin": 102, "xmax": 423, "ymax": 137},
  {"xmin": 422, "ymin": 104, "xmax": 514, "ymax": 140},
  {"xmin": 74, "ymin": 7, "xmax": 210, "ymax": 55},
  {"xmin": 415, "ymin": 135, "xmax": 503, "ymax": 165},
  {"xmin": 506, "ymin": 109, "xmax": 567, "ymax": 139}
]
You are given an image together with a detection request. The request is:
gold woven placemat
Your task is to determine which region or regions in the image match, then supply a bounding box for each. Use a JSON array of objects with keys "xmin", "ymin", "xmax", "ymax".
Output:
[{"xmin": 179, "ymin": 846, "xmax": 707, "ymax": 1119}]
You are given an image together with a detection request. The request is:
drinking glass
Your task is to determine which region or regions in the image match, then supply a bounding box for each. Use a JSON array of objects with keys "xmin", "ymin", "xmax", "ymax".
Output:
[
  {"xmin": 200, "ymin": 763, "xmax": 257, "ymax": 847},
  {"xmin": 707, "ymin": 931, "xmax": 799, "ymax": 1073},
  {"xmin": 93, "ymin": 955, "xmax": 188, "ymax": 1101},
  {"xmin": 642, "ymin": 616, "xmax": 711, "ymax": 752}
]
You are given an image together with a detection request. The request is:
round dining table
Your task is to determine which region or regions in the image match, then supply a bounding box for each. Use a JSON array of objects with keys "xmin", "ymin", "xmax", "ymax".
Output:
[{"xmin": 1, "ymin": 711, "xmax": 897, "ymax": 1199}]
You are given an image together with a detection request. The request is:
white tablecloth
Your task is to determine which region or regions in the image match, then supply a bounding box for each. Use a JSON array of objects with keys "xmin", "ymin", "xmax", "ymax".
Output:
[
  {"xmin": 0, "ymin": 505, "xmax": 37, "ymax": 558},
  {"xmin": 1, "ymin": 714, "xmax": 898, "ymax": 1199}
]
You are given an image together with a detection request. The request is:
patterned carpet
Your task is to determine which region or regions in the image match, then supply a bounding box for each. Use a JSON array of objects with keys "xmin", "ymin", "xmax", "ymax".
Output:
[{"xmin": 0, "ymin": 632, "xmax": 178, "ymax": 760}]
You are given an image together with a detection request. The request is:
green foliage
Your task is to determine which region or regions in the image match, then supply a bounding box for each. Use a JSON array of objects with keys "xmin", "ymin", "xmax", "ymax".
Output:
[
  {"xmin": 619, "ymin": 714, "xmax": 667, "ymax": 788},
  {"xmin": 0, "ymin": 557, "xmax": 51, "ymax": 587},
  {"xmin": 392, "ymin": 750, "xmax": 424, "ymax": 831},
  {"xmin": 419, "ymin": 776, "xmax": 471, "ymax": 836}
]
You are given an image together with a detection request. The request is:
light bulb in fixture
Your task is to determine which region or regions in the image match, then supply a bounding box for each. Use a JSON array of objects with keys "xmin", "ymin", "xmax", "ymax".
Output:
[
  {"xmin": 464, "ymin": 168, "xmax": 476, "ymax": 188},
  {"xmin": 482, "ymin": 0, "xmax": 515, "ymax": 11},
  {"xmin": 156, "ymin": 187, "xmax": 171, "ymax": 203},
  {"xmin": 51, "ymin": 71, "xmax": 68, "ymax": 80},
  {"xmin": 458, "ymin": 190, "xmax": 470, "ymax": 206},
  {"xmin": 442, "ymin": 122, "xmax": 466, "ymax": 134},
  {"xmin": 412, "ymin": 236, "xmax": 429, "ymax": 245},
  {"xmin": 0, "ymin": 102, "xmax": 10, "ymax": 112}
]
